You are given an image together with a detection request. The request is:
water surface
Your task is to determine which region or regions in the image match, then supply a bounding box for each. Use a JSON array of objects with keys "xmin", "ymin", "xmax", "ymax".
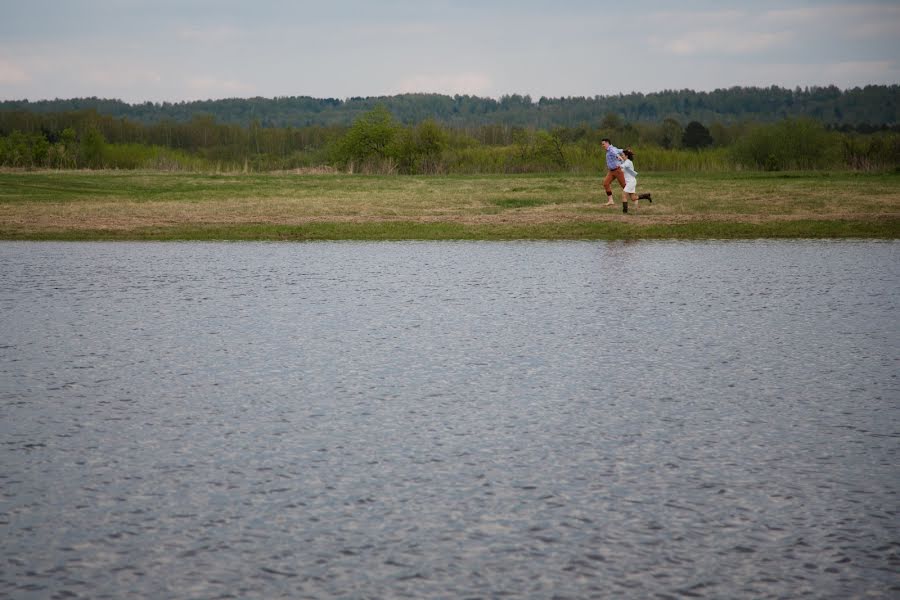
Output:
[{"xmin": 1, "ymin": 240, "xmax": 898, "ymax": 599}]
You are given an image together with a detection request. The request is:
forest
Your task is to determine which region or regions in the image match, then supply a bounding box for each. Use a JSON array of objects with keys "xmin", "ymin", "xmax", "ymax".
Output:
[
  {"xmin": 0, "ymin": 85, "xmax": 898, "ymax": 174},
  {"xmin": 2, "ymin": 85, "xmax": 898, "ymax": 128}
]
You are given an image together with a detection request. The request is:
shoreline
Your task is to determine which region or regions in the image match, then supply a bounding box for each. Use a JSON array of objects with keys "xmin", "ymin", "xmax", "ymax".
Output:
[{"xmin": 2, "ymin": 220, "xmax": 896, "ymax": 241}]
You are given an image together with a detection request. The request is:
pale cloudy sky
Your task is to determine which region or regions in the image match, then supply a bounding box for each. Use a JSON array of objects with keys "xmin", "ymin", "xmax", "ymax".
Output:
[{"xmin": 1, "ymin": 0, "xmax": 898, "ymax": 102}]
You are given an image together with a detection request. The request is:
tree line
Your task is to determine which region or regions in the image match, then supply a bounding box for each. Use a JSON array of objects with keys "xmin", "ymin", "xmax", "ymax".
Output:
[
  {"xmin": 1, "ymin": 85, "xmax": 898, "ymax": 129},
  {"xmin": 1, "ymin": 105, "xmax": 898, "ymax": 173}
]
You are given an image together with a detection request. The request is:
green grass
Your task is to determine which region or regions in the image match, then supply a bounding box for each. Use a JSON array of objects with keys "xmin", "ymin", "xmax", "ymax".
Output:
[{"xmin": 1, "ymin": 170, "xmax": 898, "ymax": 240}]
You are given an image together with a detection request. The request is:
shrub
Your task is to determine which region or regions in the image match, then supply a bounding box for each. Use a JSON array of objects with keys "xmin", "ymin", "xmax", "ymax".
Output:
[
  {"xmin": 731, "ymin": 118, "xmax": 840, "ymax": 170},
  {"xmin": 329, "ymin": 105, "xmax": 400, "ymax": 169}
]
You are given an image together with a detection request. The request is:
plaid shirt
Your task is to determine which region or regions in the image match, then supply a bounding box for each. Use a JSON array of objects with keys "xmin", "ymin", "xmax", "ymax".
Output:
[{"xmin": 605, "ymin": 144, "xmax": 623, "ymax": 170}]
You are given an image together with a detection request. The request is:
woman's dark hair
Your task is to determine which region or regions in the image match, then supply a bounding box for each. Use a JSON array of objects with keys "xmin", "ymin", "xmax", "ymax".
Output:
[{"xmin": 623, "ymin": 148, "xmax": 634, "ymax": 160}]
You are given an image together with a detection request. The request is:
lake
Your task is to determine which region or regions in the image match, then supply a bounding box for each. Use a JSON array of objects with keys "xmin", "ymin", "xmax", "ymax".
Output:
[{"xmin": 1, "ymin": 240, "xmax": 898, "ymax": 599}]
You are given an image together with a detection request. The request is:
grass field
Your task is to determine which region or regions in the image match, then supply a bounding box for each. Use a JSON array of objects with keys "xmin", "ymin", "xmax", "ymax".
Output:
[{"xmin": 1, "ymin": 170, "xmax": 898, "ymax": 240}]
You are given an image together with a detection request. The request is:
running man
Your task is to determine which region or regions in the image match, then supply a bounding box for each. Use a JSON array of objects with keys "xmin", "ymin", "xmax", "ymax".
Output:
[{"xmin": 601, "ymin": 138, "xmax": 626, "ymax": 206}]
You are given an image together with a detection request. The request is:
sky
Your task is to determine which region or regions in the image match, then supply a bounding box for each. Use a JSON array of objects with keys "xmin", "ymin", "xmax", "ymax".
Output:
[{"xmin": 1, "ymin": 0, "xmax": 898, "ymax": 103}]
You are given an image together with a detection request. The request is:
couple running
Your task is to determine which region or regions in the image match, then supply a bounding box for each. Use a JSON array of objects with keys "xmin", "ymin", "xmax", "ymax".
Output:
[{"xmin": 601, "ymin": 138, "xmax": 651, "ymax": 212}]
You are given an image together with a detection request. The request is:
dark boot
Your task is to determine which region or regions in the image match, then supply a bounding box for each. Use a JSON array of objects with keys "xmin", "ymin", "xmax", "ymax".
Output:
[
  {"xmin": 622, "ymin": 201, "xmax": 628, "ymax": 213},
  {"xmin": 638, "ymin": 193, "xmax": 652, "ymax": 203}
]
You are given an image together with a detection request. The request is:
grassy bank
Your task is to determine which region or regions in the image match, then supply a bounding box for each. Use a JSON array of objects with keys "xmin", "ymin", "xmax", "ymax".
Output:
[{"xmin": 1, "ymin": 170, "xmax": 898, "ymax": 240}]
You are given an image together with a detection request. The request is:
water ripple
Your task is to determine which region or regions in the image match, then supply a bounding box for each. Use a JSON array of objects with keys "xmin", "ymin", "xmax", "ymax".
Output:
[{"xmin": 1, "ymin": 240, "xmax": 898, "ymax": 599}]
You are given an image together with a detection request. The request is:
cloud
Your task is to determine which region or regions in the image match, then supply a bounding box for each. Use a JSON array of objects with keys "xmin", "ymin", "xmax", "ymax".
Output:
[
  {"xmin": 647, "ymin": 8, "xmax": 790, "ymax": 57},
  {"xmin": 187, "ymin": 76, "xmax": 255, "ymax": 98},
  {"xmin": 648, "ymin": 9, "xmax": 746, "ymax": 26},
  {"xmin": 176, "ymin": 25, "xmax": 244, "ymax": 44},
  {"xmin": 763, "ymin": 4, "xmax": 900, "ymax": 38},
  {"xmin": 698, "ymin": 58, "xmax": 900, "ymax": 91},
  {"xmin": 653, "ymin": 3, "xmax": 899, "ymax": 61},
  {"xmin": 2, "ymin": 2, "xmax": 898, "ymax": 102},
  {"xmin": 87, "ymin": 67, "xmax": 162, "ymax": 87},
  {"xmin": 763, "ymin": 7, "xmax": 836, "ymax": 23},
  {"xmin": 844, "ymin": 19, "xmax": 900, "ymax": 40},
  {"xmin": 665, "ymin": 30, "xmax": 790, "ymax": 56},
  {"xmin": 822, "ymin": 60, "xmax": 900, "ymax": 82},
  {"xmin": 394, "ymin": 72, "xmax": 492, "ymax": 96},
  {"xmin": 764, "ymin": 3, "xmax": 900, "ymax": 23},
  {"xmin": 346, "ymin": 22, "xmax": 440, "ymax": 37},
  {"xmin": 0, "ymin": 58, "xmax": 28, "ymax": 84}
]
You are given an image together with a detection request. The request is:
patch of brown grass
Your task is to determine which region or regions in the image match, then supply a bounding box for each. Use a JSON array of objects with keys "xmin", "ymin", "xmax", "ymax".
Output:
[{"xmin": 2, "ymin": 171, "xmax": 898, "ymax": 234}]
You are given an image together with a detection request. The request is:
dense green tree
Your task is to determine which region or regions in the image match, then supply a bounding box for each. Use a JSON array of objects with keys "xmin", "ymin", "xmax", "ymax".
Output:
[
  {"xmin": 3, "ymin": 85, "xmax": 897, "ymax": 128},
  {"xmin": 31, "ymin": 134, "xmax": 50, "ymax": 165},
  {"xmin": 660, "ymin": 118, "xmax": 684, "ymax": 149},
  {"xmin": 411, "ymin": 119, "xmax": 449, "ymax": 173},
  {"xmin": 600, "ymin": 112, "xmax": 624, "ymax": 131},
  {"xmin": 707, "ymin": 122, "xmax": 732, "ymax": 147},
  {"xmin": 330, "ymin": 105, "xmax": 400, "ymax": 170},
  {"xmin": 682, "ymin": 121, "xmax": 713, "ymax": 149},
  {"xmin": 1, "ymin": 98, "xmax": 898, "ymax": 173},
  {"xmin": 393, "ymin": 119, "xmax": 449, "ymax": 173},
  {"xmin": 731, "ymin": 118, "xmax": 838, "ymax": 170},
  {"xmin": 0, "ymin": 130, "xmax": 58, "ymax": 167},
  {"xmin": 534, "ymin": 131, "xmax": 568, "ymax": 170},
  {"xmin": 80, "ymin": 127, "xmax": 107, "ymax": 168},
  {"xmin": 6, "ymin": 131, "xmax": 30, "ymax": 166}
]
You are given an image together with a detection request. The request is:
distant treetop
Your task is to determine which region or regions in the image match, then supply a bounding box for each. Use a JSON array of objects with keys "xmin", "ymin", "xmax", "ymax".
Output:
[{"xmin": 0, "ymin": 85, "xmax": 897, "ymax": 129}]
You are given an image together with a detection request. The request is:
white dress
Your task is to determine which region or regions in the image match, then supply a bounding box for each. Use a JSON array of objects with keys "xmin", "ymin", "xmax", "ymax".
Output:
[{"xmin": 621, "ymin": 159, "xmax": 637, "ymax": 194}]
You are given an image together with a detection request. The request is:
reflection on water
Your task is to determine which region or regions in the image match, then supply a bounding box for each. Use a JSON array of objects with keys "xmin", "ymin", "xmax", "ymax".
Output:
[{"xmin": 1, "ymin": 240, "xmax": 898, "ymax": 599}]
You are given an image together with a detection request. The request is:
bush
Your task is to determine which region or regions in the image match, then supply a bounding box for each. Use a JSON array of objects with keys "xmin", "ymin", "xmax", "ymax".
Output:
[
  {"xmin": 394, "ymin": 119, "xmax": 449, "ymax": 174},
  {"xmin": 841, "ymin": 132, "xmax": 900, "ymax": 170},
  {"xmin": 1, "ymin": 114, "xmax": 896, "ymax": 174},
  {"xmin": 626, "ymin": 146, "xmax": 735, "ymax": 171},
  {"xmin": 329, "ymin": 105, "xmax": 400, "ymax": 169},
  {"xmin": 731, "ymin": 118, "xmax": 840, "ymax": 170},
  {"xmin": 682, "ymin": 121, "xmax": 713, "ymax": 149},
  {"xmin": 78, "ymin": 127, "xmax": 108, "ymax": 168}
]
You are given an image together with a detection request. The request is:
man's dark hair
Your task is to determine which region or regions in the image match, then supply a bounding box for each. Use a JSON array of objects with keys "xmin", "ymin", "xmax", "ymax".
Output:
[{"xmin": 601, "ymin": 138, "xmax": 611, "ymax": 144}]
